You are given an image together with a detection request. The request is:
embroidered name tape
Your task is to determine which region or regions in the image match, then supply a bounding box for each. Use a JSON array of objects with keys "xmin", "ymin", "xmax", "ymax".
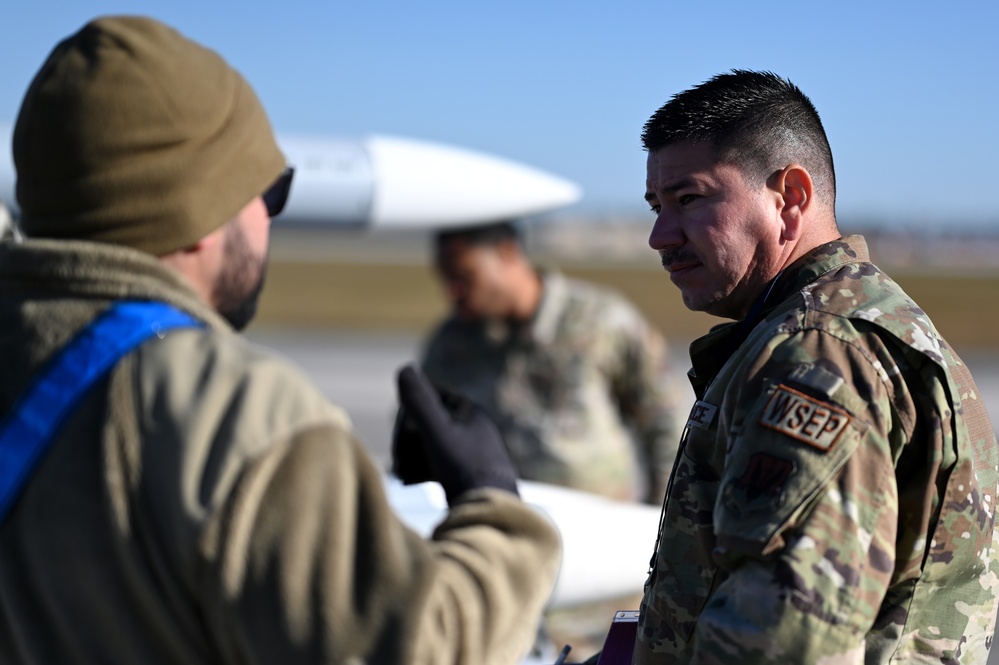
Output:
[
  {"xmin": 760, "ymin": 385, "xmax": 851, "ymax": 452},
  {"xmin": 686, "ymin": 400, "xmax": 717, "ymax": 430}
]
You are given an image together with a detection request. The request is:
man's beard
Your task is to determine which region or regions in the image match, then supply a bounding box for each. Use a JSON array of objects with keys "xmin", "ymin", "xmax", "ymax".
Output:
[{"xmin": 213, "ymin": 221, "xmax": 268, "ymax": 331}]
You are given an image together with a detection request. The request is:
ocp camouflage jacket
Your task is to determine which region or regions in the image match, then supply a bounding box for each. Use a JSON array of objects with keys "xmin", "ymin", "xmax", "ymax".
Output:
[
  {"xmin": 422, "ymin": 271, "xmax": 683, "ymax": 504},
  {"xmin": 636, "ymin": 235, "xmax": 999, "ymax": 664}
]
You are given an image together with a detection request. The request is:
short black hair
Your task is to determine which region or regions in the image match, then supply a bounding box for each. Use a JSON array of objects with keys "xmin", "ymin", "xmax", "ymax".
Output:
[
  {"xmin": 642, "ymin": 70, "xmax": 836, "ymax": 207},
  {"xmin": 434, "ymin": 220, "xmax": 521, "ymax": 251}
]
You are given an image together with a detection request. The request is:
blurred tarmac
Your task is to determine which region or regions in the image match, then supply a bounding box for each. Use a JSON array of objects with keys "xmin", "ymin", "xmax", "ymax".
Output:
[{"xmin": 246, "ymin": 327, "xmax": 999, "ymax": 465}]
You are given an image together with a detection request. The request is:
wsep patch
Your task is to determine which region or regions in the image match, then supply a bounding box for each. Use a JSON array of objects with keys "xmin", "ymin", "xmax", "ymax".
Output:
[
  {"xmin": 759, "ymin": 385, "xmax": 851, "ymax": 452},
  {"xmin": 686, "ymin": 400, "xmax": 717, "ymax": 430}
]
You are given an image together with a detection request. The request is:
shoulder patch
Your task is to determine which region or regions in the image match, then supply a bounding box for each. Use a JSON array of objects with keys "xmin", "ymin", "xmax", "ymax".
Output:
[
  {"xmin": 733, "ymin": 452, "xmax": 796, "ymax": 501},
  {"xmin": 759, "ymin": 385, "xmax": 851, "ymax": 452}
]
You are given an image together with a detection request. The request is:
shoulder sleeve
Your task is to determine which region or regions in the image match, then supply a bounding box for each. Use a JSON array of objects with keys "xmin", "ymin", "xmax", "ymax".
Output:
[
  {"xmin": 690, "ymin": 327, "xmax": 900, "ymax": 663},
  {"xmin": 199, "ymin": 426, "xmax": 561, "ymax": 665},
  {"xmin": 603, "ymin": 297, "xmax": 685, "ymax": 503}
]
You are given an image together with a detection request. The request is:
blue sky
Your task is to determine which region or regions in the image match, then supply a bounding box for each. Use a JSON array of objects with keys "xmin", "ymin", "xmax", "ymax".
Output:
[{"xmin": 2, "ymin": 1, "xmax": 997, "ymax": 230}]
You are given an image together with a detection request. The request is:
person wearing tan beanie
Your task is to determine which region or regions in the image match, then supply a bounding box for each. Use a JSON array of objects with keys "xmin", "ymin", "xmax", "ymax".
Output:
[
  {"xmin": 13, "ymin": 15, "xmax": 287, "ymax": 257},
  {"xmin": 0, "ymin": 15, "xmax": 560, "ymax": 665}
]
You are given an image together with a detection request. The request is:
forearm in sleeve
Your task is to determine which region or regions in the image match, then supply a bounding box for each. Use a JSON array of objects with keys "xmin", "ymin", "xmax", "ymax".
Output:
[
  {"xmin": 199, "ymin": 424, "xmax": 561, "ymax": 665},
  {"xmin": 688, "ymin": 455, "xmax": 898, "ymax": 664}
]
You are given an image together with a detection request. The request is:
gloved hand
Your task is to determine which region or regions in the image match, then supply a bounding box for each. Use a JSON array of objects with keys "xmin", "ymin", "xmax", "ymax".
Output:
[{"xmin": 392, "ymin": 364, "xmax": 518, "ymax": 504}]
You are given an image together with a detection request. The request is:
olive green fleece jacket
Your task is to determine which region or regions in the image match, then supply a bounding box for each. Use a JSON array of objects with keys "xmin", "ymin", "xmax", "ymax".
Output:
[{"xmin": 0, "ymin": 238, "xmax": 561, "ymax": 664}]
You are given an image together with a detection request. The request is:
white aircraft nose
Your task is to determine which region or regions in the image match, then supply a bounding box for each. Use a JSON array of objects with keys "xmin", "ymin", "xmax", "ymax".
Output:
[
  {"xmin": 365, "ymin": 135, "xmax": 582, "ymax": 228},
  {"xmin": 0, "ymin": 123, "xmax": 584, "ymax": 229}
]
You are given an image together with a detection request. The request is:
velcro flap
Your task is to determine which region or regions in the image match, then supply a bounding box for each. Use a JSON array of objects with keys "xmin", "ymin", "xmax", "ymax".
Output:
[{"xmin": 714, "ymin": 382, "xmax": 869, "ymax": 556}]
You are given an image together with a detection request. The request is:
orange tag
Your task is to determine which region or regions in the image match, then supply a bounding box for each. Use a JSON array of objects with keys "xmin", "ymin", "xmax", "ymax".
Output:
[{"xmin": 759, "ymin": 385, "xmax": 851, "ymax": 452}]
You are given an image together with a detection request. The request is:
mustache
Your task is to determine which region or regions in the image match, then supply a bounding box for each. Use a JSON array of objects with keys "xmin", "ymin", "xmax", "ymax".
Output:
[{"xmin": 660, "ymin": 249, "xmax": 698, "ymax": 270}]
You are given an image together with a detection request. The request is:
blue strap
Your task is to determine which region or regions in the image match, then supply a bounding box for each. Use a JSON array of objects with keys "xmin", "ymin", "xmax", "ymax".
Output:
[{"xmin": 0, "ymin": 301, "xmax": 202, "ymax": 522}]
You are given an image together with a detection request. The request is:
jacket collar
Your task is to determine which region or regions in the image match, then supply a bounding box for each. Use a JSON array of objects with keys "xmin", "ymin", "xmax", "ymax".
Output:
[
  {"xmin": 687, "ymin": 235, "xmax": 871, "ymax": 396},
  {"xmin": 0, "ymin": 238, "xmax": 231, "ymax": 331},
  {"xmin": 528, "ymin": 270, "xmax": 566, "ymax": 346}
]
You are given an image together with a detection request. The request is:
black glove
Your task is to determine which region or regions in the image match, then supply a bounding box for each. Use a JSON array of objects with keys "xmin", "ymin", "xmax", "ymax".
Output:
[{"xmin": 392, "ymin": 364, "xmax": 518, "ymax": 504}]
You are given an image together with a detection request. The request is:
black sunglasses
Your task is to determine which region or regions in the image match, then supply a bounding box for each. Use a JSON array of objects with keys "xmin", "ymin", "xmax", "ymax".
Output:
[{"xmin": 262, "ymin": 166, "xmax": 295, "ymax": 218}]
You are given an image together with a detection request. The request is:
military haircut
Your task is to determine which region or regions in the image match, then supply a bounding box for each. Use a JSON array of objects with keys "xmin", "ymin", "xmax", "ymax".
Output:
[
  {"xmin": 434, "ymin": 220, "xmax": 521, "ymax": 251},
  {"xmin": 642, "ymin": 69, "xmax": 837, "ymax": 208}
]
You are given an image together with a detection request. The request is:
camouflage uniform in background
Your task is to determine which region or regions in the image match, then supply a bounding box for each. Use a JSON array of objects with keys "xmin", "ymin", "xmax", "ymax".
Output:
[
  {"xmin": 422, "ymin": 270, "xmax": 683, "ymax": 504},
  {"xmin": 637, "ymin": 235, "xmax": 999, "ymax": 664}
]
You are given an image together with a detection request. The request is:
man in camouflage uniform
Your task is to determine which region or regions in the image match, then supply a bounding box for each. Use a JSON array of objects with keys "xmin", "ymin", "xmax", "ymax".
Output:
[
  {"xmin": 636, "ymin": 70, "xmax": 999, "ymax": 663},
  {"xmin": 421, "ymin": 221, "xmax": 683, "ymax": 504}
]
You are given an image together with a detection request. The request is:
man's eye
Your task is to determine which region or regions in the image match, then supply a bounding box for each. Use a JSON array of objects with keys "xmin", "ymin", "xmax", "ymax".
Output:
[
  {"xmin": 678, "ymin": 194, "xmax": 698, "ymax": 206},
  {"xmin": 648, "ymin": 204, "xmax": 661, "ymax": 214}
]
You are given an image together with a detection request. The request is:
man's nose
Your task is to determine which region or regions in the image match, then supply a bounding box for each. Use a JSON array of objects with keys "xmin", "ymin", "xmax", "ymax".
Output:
[{"xmin": 648, "ymin": 212, "xmax": 682, "ymax": 251}]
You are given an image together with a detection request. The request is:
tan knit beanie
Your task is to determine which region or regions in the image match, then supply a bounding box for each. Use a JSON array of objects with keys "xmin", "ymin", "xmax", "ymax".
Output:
[{"xmin": 13, "ymin": 16, "xmax": 286, "ymax": 256}]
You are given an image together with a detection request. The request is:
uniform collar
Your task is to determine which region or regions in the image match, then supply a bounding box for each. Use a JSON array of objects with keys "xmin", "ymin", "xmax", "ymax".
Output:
[
  {"xmin": 775, "ymin": 235, "xmax": 871, "ymax": 303},
  {"xmin": 528, "ymin": 270, "xmax": 566, "ymax": 346},
  {"xmin": 0, "ymin": 237, "xmax": 231, "ymax": 331},
  {"xmin": 687, "ymin": 235, "xmax": 871, "ymax": 396}
]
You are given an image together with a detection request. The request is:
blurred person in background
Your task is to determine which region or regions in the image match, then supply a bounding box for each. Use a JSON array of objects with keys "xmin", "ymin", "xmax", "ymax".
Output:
[{"xmin": 420, "ymin": 220, "xmax": 684, "ymax": 505}]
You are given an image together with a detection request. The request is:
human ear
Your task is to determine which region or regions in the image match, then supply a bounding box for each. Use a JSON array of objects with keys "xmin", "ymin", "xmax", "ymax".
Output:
[
  {"xmin": 770, "ymin": 164, "xmax": 813, "ymax": 241},
  {"xmin": 182, "ymin": 236, "xmax": 212, "ymax": 255},
  {"xmin": 171, "ymin": 220, "xmax": 227, "ymax": 256}
]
